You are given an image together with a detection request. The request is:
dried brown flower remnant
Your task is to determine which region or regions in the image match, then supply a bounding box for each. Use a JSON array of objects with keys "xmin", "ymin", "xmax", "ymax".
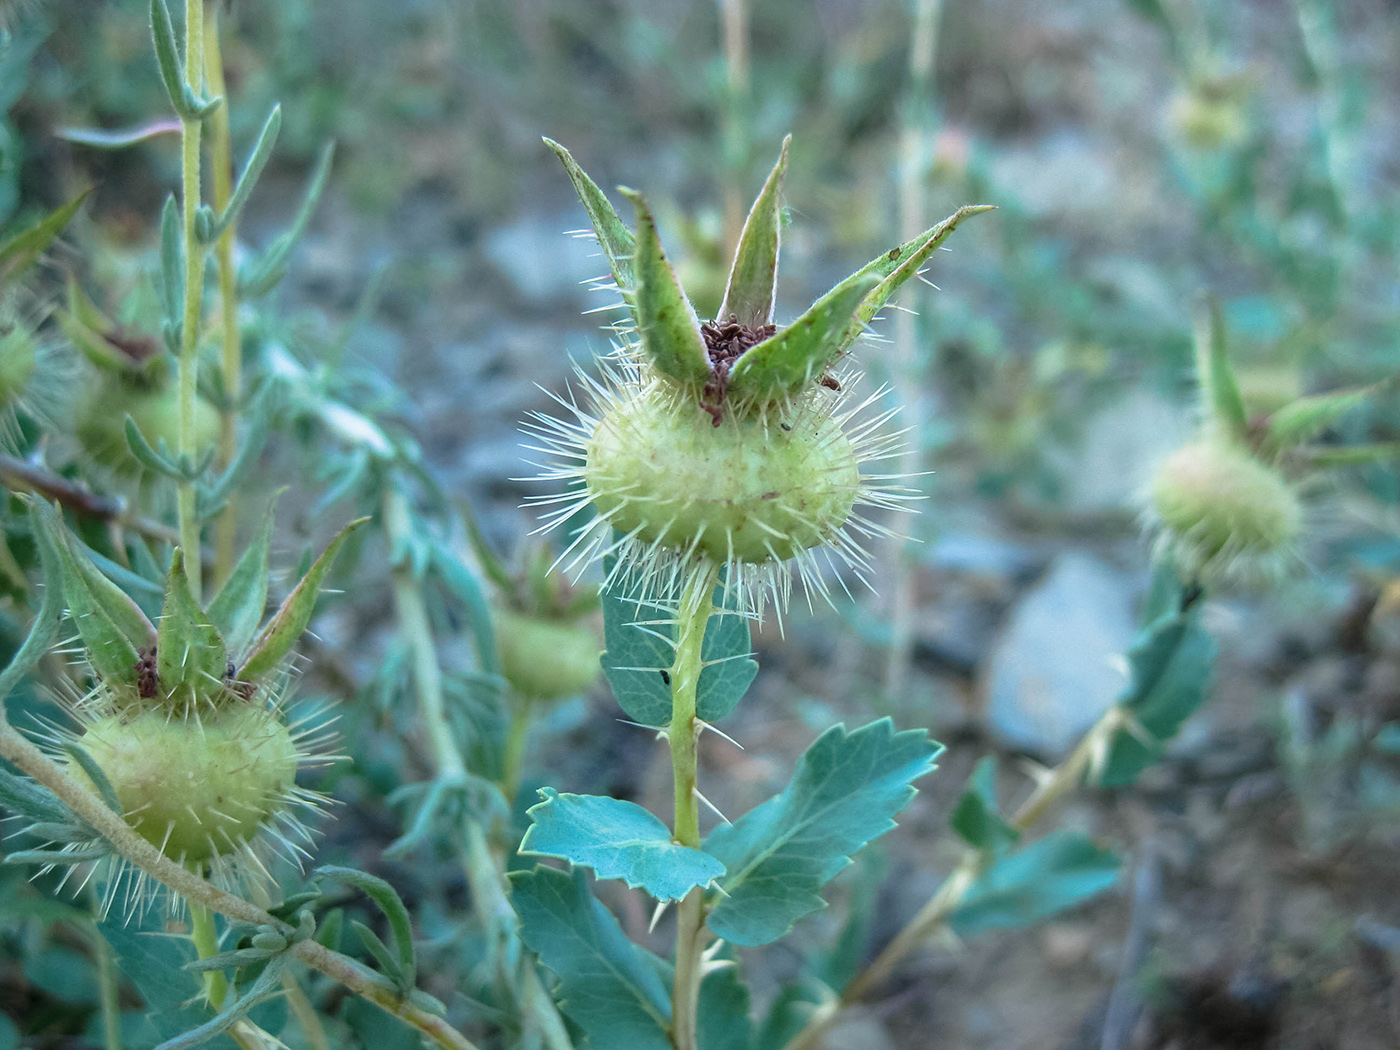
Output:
[{"xmin": 700, "ymin": 315, "xmax": 776, "ymax": 425}]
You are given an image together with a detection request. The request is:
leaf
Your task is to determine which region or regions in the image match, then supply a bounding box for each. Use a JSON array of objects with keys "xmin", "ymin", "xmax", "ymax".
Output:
[
  {"xmin": 61, "ymin": 743, "xmax": 120, "ymax": 812},
  {"xmin": 600, "ymin": 561, "xmax": 757, "ymax": 726},
  {"xmin": 0, "ymin": 767, "xmax": 75, "ymax": 827},
  {"xmin": 0, "ymin": 505, "xmax": 65, "ymax": 703},
  {"xmin": 719, "ymin": 135, "xmax": 789, "ymax": 328},
  {"xmin": 543, "ymin": 138, "xmax": 636, "ymax": 304},
  {"xmin": 429, "ymin": 539, "xmax": 499, "ymax": 676},
  {"xmin": 56, "ymin": 120, "xmax": 183, "ymax": 149},
  {"xmin": 237, "ymin": 517, "xmax": 367, "ymax": 680},
  {"xmin": 149, "ymin": 0, "xmax": 186, "ymax": 118},
  {"xmin": 949, "ymin": 756, "xmax": 1020, "ymax": 853},
  {"xmin": 704, "ymin": 719, "xmax": 942, "ymax": 946},
  {"xmin": 314, "ymin": 865, "xmax": 415, "ymax": 993},
  {"xmin": 698, "ymin": 959, "xmax": 753, "ymax": 1050},
  {"xmin": 510, "ymin": 866, "xmax": 673, "ymax": 1050},
  {"xmin": 156, "ymin": 549, "xmax": 227, "ymax": 700},
  {"xmin": 950, "ymin": 831, "xmax": 1120, "ymax": 936},
  {"xmin": 520, "ymin": 789, "xmax": 726, "ymax": 901},
  {"xmin": 1264, "ymin": 379, "xmax": 1392, "ymax": 454},
  {"xmin": 0, "ymin": 190, "xmax": 90, "ymax": 286},
  {"xmin": 1302, "ymin": 442, "xmax": 1400, "ymax": 467},
  {"xmin": 1099, "ymin": 594, "xmax": 1216, "ymax": 788},
  {"xmin": 199, "ymin": 105, "xmax": 281, "ymax": 244},
  {"xmin": 238, "ymin": 142, "xmax": 334, "ymax": 299},
  {"xmin": 159, "ymin": 195, "xmax": 184, "ymax": 347},
  {"xmin": 153, "ymin": 956, "xmax": 288, "ymax": 1050},
  {"xmin": 207, "ymin": 501, "xmax": 274, "ymax": 656},
  {"xmin": 33, "ymin": 501, "xmax": 154, "ymax": 687},
  {"xmin": 1194, "ymin": 296, "xmax": 1248, "ymax": 441},
  {"xmin": 725, "ymin": 274, "xmax": 878, "ymax": 402},
  {"xmin": 620, "ymin": 189, "xmax": 711, "ymax": 388}
]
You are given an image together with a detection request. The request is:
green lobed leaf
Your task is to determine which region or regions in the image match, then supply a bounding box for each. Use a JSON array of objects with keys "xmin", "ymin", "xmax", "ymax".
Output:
[
  {"xmin": 1099, "ymin": 590, "xmax": 1216, "ymax": 787},
  {"xmin": 543, "ymin": 138, "xmax": 637, "ymax": 307},
  {"xmin": 719, "ymin": 135, "xmax": 790, "ymax": 328},
  {"xmin": 207, "ymin": 501, "xmax": 274, "ymax": 656},
  {"xmin": 237, "ymin": 517, "xmax": 367, "ymax": 680},
  {"xmin": 0, "ymin": 190, "xmax": 90, "ymax": 286},
  {"xmin": 620, "ymin": 188, "xmax": 711, "ymax": 388},
  {"xmin": 510, "ymin": 866, "xmax": 673, "ymax": 1050},
  {"xmin": 600, "ymin": 562, "xmax": 757, "ymax": 726},
  {"xmin": 949, "ymin": 756, "xmax": 1020, "ymax": 853},
  {"xmin": 1194, "ymin": 296, "xmax": 1248, "ymax": 440},
  {"xmin": 156, "ymin": 549, "xmax": 227, "ymax": 700},
  {"xmin": 520, "ymin": 788, "xmax": 726, "ymax": 901},
  {"xmin": 704, "ymin": 718, "xmax": 942, "ymax": 946},
  {"xmin": 697, "ymin": 959, "xmax": 753, "ymax": 1050},
  {"xmin": 725, "ymin": 274, "xmax": 878, "ymax": 402},
  {"xmin": 950, "ymin": 831, "xmax": 1120, "ymax": 936},
  {"xmin": 314, "ymin": 865, "xmax": 415, "ymax": 993}
]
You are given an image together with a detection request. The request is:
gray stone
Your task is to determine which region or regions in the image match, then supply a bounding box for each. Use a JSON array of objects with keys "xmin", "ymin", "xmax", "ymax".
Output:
[
  {"xmin": 983, "ymin": 552, "xmax": 1139, "ymax": 756},
  {"xmin": 484, "ymin": 210, "xmax": 609, "ymax": 305},
  {"xmin": 1064, "ymin": 386, "xmax": 1193, "ymax": 512}
]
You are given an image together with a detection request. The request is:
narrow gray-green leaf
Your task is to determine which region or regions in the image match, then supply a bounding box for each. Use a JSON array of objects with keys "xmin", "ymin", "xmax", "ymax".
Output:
[
  {"xmin": 520, "ymin": 789, "xmax": 725, "ymax": 901},
  {"xmin": 203, "ymin": 104, "xmax": 281, "ymax": 243},
  {"xmin": 148, "ymin": 0, "xmax": 185, "ymax": 118},
  {"xmin": 159, "ymin": 194, "xmax": 184, "ymax": 336},
  {"xmin": 156, "ymin": 549, "xmax": 226, "ymax": 699},
  {"xmin": 726, "ymin": 274, "xmax": 878, "ymax": 402},
  {"xmin": 510, "ymin": 866, "xmax": 672, "ymax": 1050},
  {"xmin": 1195, "ymin": 296, "xmax": 1248, "ymax": 440},
  {"xmin": 207, "ymin": 502, "xmax": 274, "ymax": 656},
  {"xmin": 543, "ymin": 138, "xmax": 636, "ymax": 301},
  {"xmin": 620, "ymin": 189, "xmax": 710, "ymax": 388},
  {"xmin": 56, "ymin": 120, "xmax": 182, "ymax": 149},
  {"xmin": 314, "ymin": 865, "xmax": 415, "ymax": 992},
  {"xmin": 238, "ymin": 142, "xmax": 334, "ymax": 299},
  {"xmin": 704, "ymin": 718, "xmax": 942, "ymax": 946},
  {"xmin": 950, "ymin": 832, "xmax": 1119, "ymax": 936},
  {"xmin": 719, "ymin": 135, "xmax": 789, "ymax": 328},
  {"xmin": 238, "ymin": 517, "xmax": 367, "ymax": 680}
]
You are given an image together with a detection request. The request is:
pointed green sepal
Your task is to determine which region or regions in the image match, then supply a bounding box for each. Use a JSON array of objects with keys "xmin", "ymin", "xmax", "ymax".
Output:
[
  {"xmin": 1300, "ymin": 442, "xmax": 1400, "ymax": 468},
  {"xmin": 207, "ymin": 501, "xmax": 275, "ymax": 657},
  {"xmin": 620, "ymin": 189, "xmax": 711, "ymax": 388},
  {"xmin": 1194, "ymin": 296, "xmax": 1248, "ymax": 441},
  {"xmin": 237, "ymin": 517, "xmax": 368, "ymax": 681},
  {"xmin": 1262, "ymin": 378, "xmax": 1395, "ymax": 455},
  {"xmin": 156, "ymin": 549, "xmax": 227, "ymax": 701},
  {"xmin": 0, "ymin": 190, "xmax": 90, "ymax": 286},
  {"xmin": 726, "ymin": 274, "xmax": 879, "ymax": 401},
  {"xmin": 840, "ymin": 203, "xmax": 994, "ymax": 352},
  {"xmin": 0, "ymin": 505, "xmax": 66, "ymax": 704},
  {"xmin": 31, "ymin": 502, "xmax": 155, "ymax": 689},
  {"xmin": 719, "ymin": 135, "xmax": 790, "ymax": 328},
  {"xmin": 543, "ymin": 138, "xmax": 637, "ymax": 305}
]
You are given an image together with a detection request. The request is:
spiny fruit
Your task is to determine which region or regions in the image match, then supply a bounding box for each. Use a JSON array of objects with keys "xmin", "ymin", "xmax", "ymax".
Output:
[
  {"xmin": 76, "ymin": 378, "xmax": 219, "ymax": 476},
  {"xmin": 75, "ymin": 707, "xmax": 300, "ymax": 866},
  {"xmin": 528, "ymin": 136, "xmax": 991, "ymax": 614},
  {"xmin": 1149, "ymin": 438, "xmax": 1301, "ymax": 583},
  {"xmin": 495, "ymin": 608, "xmax": 601, "ymax": 702}
]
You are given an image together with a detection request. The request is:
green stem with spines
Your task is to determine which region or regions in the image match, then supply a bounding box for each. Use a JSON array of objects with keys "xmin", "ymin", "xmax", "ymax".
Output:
[
  {"xmin": 0, "ymin": 717, "xmax": 479, "ymax": 1050},
  {"xmin": 177, "ymin": 0, "xmax": 206, "ymax": 599},
  {"xmin": 667, "ymin": 562, "xmax": 719, "ymax": 1050}
]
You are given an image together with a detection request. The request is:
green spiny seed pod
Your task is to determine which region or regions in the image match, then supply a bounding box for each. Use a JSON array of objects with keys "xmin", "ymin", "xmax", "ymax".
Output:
[
  {"xmin": 1149, "ymin": 438, "xmax": 1301, "ymax": 583},
  {"xmin": 0, "ymin": 326, "xmax": 36, "ymax": 408},
  {"xmin": 73, "ymin": 706, "xmax": 300, "ymax": 866},
  {"xmin": 495, "ymin": 608, "xmax": 601, "ymax": 702},
  {"xmin": 76, "ymin": 378, "xmax": 219, "ymax": 475},
  {"xmin": 530, "ymin": 137, "xmax": 991, "ymax": 614}
]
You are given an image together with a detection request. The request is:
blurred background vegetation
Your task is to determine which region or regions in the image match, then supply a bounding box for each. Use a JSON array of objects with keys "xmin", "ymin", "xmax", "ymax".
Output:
[{"xmin": 1, "ymin": 0, "xmax": 1399, "ymax": 1047}]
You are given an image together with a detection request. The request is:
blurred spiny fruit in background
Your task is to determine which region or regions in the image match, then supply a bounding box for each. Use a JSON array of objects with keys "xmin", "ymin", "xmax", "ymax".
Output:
[
  {"xmin": 31, "ymin": 501, "xmax": 361, "ymax": 908},
  {"xmin": 526, "ymin": 135, "xmax": 992, "ymax": 617}
]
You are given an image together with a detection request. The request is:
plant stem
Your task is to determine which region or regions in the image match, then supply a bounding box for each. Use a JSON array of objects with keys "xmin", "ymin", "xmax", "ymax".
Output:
[
  {"xmin": 718, "ymin": 0, "xmax": 750, "ymax": 263},
  {"xmin": 0, "ymin": 716, "xmax": 479, "ymax": 1050},
  {"xmin": 668, "ymin": 563, "xmax": 718, "ymax": 1050},
  {"xmin": 0, "ymin": 454, "xmax": 183, "ymax": 546},
  {"xmin": 384, "ymin": 485, "xmax": 466, "ymax": 781},
  {"xmin": 190, "ymin": 900, "xmax": 230, "ymax": 1008},
  {"xmin": 177, "ymin": 0, "xmax": 206, "ymax": 599},
  {"xmin": 502, "ymin": 694, "xmax": 533, "ymax": 805},
  {"xmin": 204, "ymin": 6, "xmax": 242, "ymax": 587},
  {"xmin": 881, "ymin": 0, "xmax": 943, "ymax": 702},
  {"xmin": 282, "ymin": 971, "xmax": 331, "ymax": 1050},
  {"xmin": 779, "ymin": 706, "xmax": 1128, "ymax": 1050},
  {"xmin": 89, "ymin": 885, "xmax": 122, "ymax": 1050}
]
